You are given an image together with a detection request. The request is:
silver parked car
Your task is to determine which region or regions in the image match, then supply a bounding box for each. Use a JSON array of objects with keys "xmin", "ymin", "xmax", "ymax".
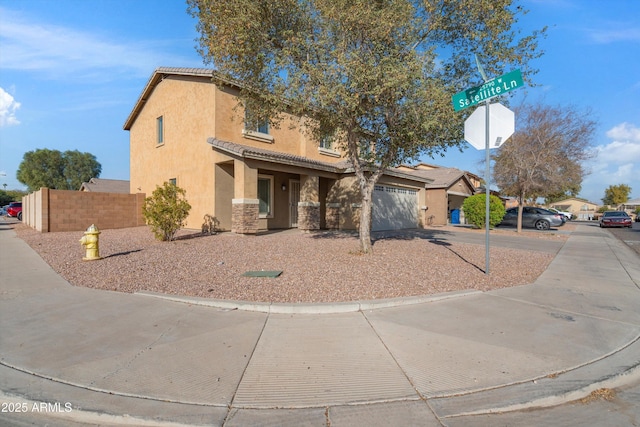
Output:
[{"xmin": 499, "ymin": 207, "xmax": 565, "ymax": 230}]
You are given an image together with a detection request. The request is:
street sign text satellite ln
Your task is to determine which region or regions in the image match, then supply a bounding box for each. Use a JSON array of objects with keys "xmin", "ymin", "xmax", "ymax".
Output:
[{"xmin": 452, "ymin": 69, "xmax": 523, "ymax": 112}]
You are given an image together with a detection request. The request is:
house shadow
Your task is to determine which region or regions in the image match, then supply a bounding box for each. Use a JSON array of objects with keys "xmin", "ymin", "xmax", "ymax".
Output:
[
  {"xmin": 308, "ymin": 228, "xmax": 485, "ymax": 272},
  {"xmin": 372, "ymin": 229, "xmax": 485, "ymax": 273},
  {"xmin": 308, "ymin": 228, "xmax": 456, "ymax": 242}
]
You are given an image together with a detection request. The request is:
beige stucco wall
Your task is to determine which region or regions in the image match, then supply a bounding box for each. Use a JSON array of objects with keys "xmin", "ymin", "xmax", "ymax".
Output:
[
  {"xmin": 129, "ymin": 75, "xmax": 218, "ymax": 230},
  {"xmin": 129, "ymin": 74, "xmax": 348, "ymax": 230},
  {"xmin": 326, "ymin": 176, "xmax": 361, "ymax": 230},
  {"xmin": 212, "ymin": 85, "xmax": 345, "ymax": 164},
  {"xmin": 424, "ymin": 189, "xmax": 448, "ymax": 226}
]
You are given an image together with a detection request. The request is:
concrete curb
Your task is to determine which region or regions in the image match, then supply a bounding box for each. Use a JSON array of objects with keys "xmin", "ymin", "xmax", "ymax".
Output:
[
  {"xmin": 134, "ymin": 289, "xmax": 481, "ymax": 314},
  {"xmin": 430, "ymin": 333, "xmax": 640, "ymax": 418}
]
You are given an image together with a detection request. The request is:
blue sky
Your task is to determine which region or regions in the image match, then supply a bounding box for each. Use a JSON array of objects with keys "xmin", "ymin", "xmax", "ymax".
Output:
[{"xmin": 0, "ymin": 0, "xmax": 639, "ymax": 204}]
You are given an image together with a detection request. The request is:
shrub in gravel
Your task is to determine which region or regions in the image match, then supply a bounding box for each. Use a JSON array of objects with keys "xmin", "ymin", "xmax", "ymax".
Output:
[
  {"xmin": 142, "ymin": 182, "xmax": 192, "ymax": 241},
  {"xmin": 463, "ymin": 193, "xmax": 506, "ymax": 229}
]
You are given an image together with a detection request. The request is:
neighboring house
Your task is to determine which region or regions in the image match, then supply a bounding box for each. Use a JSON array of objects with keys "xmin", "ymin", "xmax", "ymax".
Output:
[
  {"xmin": 397, "ymin": 163, "xmax": 476, "ymax": 226},
  {"xmin": 503, "ymin": 197, "xmax": 519, "ymax": 210},
  {"xmin": 622, "ymin": 197, "xmax": 640, "ymax": 219},
  {"xmin": 124, "ymin": 67, "xmax": 442, "ymax": 233},
  {"xmin": 79, "ymin": 178, "xmax": 130, "ymax": 193},
  {"xmin": 550, "ymin": 197, "xmax": 599, "ymax": 220},
  {"xmin": 622, "ymin": 197, "xmax": 640, "ymax": 211}
]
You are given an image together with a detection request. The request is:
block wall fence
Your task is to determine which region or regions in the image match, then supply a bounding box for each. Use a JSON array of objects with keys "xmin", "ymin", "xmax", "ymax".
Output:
[{"xmin": 23, "ymin": 188, "xmax": 146, "ymax": 233}]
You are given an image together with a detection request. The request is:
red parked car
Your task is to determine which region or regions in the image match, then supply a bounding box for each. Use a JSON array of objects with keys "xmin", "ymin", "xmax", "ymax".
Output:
[
  {"xmin": 6, "ymin": 202, "xmax": 22, "ymax": 221},
  {"xmin": 599, "ymin": 211, "xmax": 632, "ymax": 228}
]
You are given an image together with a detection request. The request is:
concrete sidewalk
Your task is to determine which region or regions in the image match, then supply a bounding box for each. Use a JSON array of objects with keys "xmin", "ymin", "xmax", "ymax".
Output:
[{"xmin": 1, "ymin": 220, "xmax": 639, "ymax": 426}]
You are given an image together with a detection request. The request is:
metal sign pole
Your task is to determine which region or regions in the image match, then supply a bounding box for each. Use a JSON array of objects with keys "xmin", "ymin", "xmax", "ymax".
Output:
[
  {"xmin": 484, "ymin": 100, "xmax": 490, "ymax": 275},
  {"xmin": 477, "ymin": 54, "xmax": 491, "ymax": 275}
]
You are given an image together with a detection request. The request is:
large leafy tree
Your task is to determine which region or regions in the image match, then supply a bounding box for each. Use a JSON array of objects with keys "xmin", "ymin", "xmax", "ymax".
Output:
[
  {"xmin": 188, "ymin": 0, "xmax": 545, "ymax": 252},
  {"xmin": 493, "ymin": 103, "xmax": 596, "ymax": 232},
  {"xmin": 17, "ymin": 148, "xmax": 102, "ymax": 192},
  {"xmin": 602, "ymin": 184, "xmax": 631, "ymax": 206},
  {"xmin": 0, "ymin": 189, "xmax": 27, "ymax": 206}
]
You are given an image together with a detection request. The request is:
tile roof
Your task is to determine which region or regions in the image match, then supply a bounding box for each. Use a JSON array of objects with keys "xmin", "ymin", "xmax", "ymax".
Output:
[
  {"xmin": 405, "ymin": 167, "xmax": 470, "ymax": 188},
  {"xmin": 207, "ymin": 138, "xmax": 433, "ymax": 184},
  {"xmin": 208, "ymin": 138, "xmax": 348, "ymax": 173},
  {"xmin": 79, "ymin": 178, "xmax": 130, "ymax": 193}
]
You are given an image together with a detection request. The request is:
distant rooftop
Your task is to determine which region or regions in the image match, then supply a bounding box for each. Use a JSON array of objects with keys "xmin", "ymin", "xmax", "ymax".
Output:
[{"xmin": 79, "ymin": 178, "xmax": 130, "ymax": 193}]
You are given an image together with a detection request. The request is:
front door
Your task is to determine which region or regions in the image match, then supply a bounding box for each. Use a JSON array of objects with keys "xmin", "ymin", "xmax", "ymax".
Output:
[{"xmin": 289, "ymin": 180, "xmax": 300, "ymax": 227}]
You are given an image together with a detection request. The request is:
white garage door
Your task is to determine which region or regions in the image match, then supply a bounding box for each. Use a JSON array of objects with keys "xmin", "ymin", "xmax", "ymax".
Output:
[{"xmin": 372, "ymin": 185, "xmax": 418, "ymax": 231}]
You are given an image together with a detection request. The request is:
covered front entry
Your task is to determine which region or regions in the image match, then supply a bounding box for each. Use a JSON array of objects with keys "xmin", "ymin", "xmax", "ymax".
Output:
[{"xmin": 372, "ymin": 184, "xmax": 418, "ymax": 231}]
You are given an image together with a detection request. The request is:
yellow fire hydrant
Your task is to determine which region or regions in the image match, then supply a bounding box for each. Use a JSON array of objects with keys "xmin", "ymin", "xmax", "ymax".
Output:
[{"xmin": 79, "ymin": 224, "xmax": 102, "ymax": 261}]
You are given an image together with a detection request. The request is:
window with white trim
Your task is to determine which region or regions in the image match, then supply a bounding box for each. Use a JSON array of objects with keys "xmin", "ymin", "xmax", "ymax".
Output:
[
  {"xmin": 156, "ymin": 116, "xmax": 164, "ymax": 145},
  {"xmin": 257, "ymin": 175, "xmax": 273, "ymax": 218},
  {"xmin": 320, "ymin": 134, "xmax": 333, "ymax": 149},
  {"xmin": 245, "ymin": 117, "xmax": 269, "ymax": 134}
]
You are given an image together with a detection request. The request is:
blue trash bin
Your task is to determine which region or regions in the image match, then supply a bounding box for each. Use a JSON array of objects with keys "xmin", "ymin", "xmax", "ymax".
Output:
[{"xmin": 451, "ymin": 209, "xmax": 460, "ymax": 224}]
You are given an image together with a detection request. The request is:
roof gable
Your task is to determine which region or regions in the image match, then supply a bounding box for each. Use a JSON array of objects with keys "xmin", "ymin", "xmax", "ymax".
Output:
[
  {"xmin": 124, "ymin": 67, "xmax": 222, "ymax": 131},
  {"xmin": 79, "ymin": 178, "xmax": 130, "ymax": 193}
]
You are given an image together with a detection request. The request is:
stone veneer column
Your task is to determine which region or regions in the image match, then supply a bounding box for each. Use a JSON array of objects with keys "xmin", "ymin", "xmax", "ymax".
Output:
[
  {"xmin": 231, "ymin": 198, "xmax": 259, "ymax": 234},
  {"xmin": 232, "ymin": 159, "xmax": 259, "ymax": 234},
  {"xmin": 325, "ymin": 202, "xmax": 341, "ymax": 230},
  {"xmin": 298, "ymin": 201, "xmax": 321, "ymax": 231}
]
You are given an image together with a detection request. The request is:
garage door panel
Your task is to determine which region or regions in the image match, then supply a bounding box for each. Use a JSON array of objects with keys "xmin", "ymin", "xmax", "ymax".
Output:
[{"xmin": 372, "ymin": 185, "xmax": 418, "ymax": 231}]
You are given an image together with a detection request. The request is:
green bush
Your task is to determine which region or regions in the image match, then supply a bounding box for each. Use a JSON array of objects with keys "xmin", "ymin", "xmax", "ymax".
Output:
[
  {"xmin": 462, "ymin": 193, "xmax": 506, "ymax": 229},
  {"xmin": 142, "ymin": 182, "xmax": 192, "ymax": 241}
]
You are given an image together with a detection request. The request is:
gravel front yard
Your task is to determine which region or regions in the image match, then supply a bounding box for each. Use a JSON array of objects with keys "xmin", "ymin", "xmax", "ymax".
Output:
[{"xmin": 14, "ymin": 223, "xmax": 568, "ymax": 304}]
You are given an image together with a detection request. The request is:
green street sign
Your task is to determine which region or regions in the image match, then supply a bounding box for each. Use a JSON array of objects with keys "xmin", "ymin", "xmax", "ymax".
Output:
[{"xmin": 452, "ymin": 69, "xmax": 524, "ymax": 112}]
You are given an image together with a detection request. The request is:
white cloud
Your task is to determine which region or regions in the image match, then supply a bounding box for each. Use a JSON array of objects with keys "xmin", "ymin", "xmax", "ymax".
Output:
[
  {"xmin": 588, "ymin": 27, "xmax": 640, "ymax": 44},
  {"xmin": 0, "ymin": 7, "xmax": 198, "ymax": 81},
  {"xmin": 606, "ymin": 122, "xmax": 640, "ymax": 142},
  {"xmin": 0, "ymin": 87, "xmax": 20, "ymax": 127},
  {"xmin": 595, "ymin": 123, "xmax": 640, "ymax": 165},
  {"xmin": 581, "ymin": 122, "xmax": 640, "ymax": 201}
]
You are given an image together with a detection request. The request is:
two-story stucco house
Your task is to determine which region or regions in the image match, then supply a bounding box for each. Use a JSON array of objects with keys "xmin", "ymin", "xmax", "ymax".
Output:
[{"xmin": 124, "ymin": 67, "xmax": 450, "ymax": 234}]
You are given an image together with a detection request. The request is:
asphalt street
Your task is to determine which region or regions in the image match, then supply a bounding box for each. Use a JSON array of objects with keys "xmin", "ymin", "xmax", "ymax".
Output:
[{"xmin": 605, "ymin": 220, "xmax": 640, "ymax": 257}]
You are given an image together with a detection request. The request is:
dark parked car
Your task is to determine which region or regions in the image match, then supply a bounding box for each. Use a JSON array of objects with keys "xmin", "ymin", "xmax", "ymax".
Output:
[
  {"xmin": 499, "ymin": 207, "xmax": 565, "ymax": 230},
  {"xmin": 599, "ymin": 211, "xmax": 632, "ymax": 228},
  {"xmin": 6, "ymin": 202, "xmax": 22, "ymax": 221}
]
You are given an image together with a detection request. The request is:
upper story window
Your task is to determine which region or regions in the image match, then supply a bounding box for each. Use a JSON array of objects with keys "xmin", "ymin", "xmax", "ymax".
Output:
[
  {"xmin": 243, "ymin": 109, "xmax": 273, "ymax": 143},
  {"xmin": 319, "ymin": 134, "xmax": 333, "ymax": 150},
  {"xmin": 318, "ymin": 132, "xmax": 341, "ymax": 157},
  {"xmin": 168, "ymin": 178, "xmax": 176, "ymax": 186},
  {"xmin": 246, "ymin": 117, "xmax": 269, "ymax": 134},
  {"xmin": 156, "ymin": 116, "xmax": 164, "ymax": 145}
]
